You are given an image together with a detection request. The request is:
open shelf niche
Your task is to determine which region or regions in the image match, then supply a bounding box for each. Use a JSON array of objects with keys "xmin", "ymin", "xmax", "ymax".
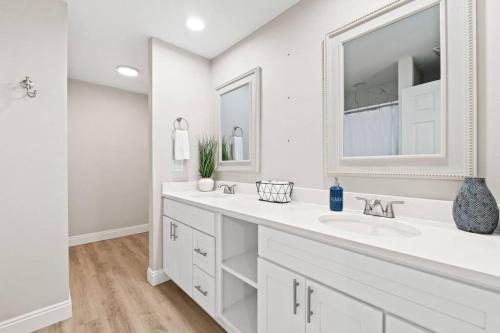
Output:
[
  {"xmin": 220, "ymin": 215, "xmax": 258, "ymax": 333},
  {"xmin": 221, "ymin": 215, "xmax": 258, "ymax": 287},
  {"xmin": 221, "ymin": 271, "xmax": 257, "ymax": 333}
]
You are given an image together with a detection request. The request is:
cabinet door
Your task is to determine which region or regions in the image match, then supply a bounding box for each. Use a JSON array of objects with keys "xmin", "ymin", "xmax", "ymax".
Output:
[
  {"xmin": 258, "ymin": 259, "xmax": 306, "ymax": 333},
  {"xmin": 386, "ymin": 315, "xmax": 430, "ymax": 333},
  {"xmin": 306, "ymin": 280, "xmax": 383, "ymax": 333},
  {"xmin": 163, "ymin": 217, "xmax": 193, "ymax": 296}
]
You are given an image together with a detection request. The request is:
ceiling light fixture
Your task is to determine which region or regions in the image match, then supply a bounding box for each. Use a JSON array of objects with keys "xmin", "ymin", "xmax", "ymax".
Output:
[
  {"xmin": 186, "ymin": 17, "xmax": 205, "ymax": 31},
  {"xmin": 116, "ymin": 65, "xmax": 139, "ymax": 77}
]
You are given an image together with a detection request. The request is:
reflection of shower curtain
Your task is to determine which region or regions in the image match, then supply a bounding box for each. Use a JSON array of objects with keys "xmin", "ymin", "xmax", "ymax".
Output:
[{"xmin": 343, "ymin": 105, "xmax": 399, "ymax": 157}]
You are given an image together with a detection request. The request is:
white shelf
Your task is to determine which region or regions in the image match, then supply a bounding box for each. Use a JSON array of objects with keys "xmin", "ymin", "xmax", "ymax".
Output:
[
  {"xmin": 222, "ymin": 250, "xmax": 258, "ymax": 288},
  {"xmin": 222, "ymin": 292, "xmax": 257, "ymax": 333}
]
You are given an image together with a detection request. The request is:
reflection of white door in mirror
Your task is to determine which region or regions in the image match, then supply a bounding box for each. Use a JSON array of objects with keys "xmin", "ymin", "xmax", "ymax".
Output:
[
  {"xmin": 215, "ymin": 67, "xmax": 261, "ymax": 173},
  {"xmin": 401, "ymin": 80, "xmax": 441, "ymax": 155},
  {"xmin": 324, "ymin": 0, "xmax": 476, "ymax": 179}
]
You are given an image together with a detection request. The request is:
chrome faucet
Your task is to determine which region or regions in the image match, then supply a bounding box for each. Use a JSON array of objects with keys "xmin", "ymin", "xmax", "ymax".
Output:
[
  {"xmin": 218, "ymin": 183, "xmax": 236, "ymax": 194},
  {"xmin": 356, "ymin": 197, "xmax": 404, "ymax": 218}
]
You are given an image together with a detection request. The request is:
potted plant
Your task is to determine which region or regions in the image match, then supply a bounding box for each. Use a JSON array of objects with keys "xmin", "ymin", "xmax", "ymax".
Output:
[{"xmin": 198, "ymin": 136, "xmax": 217, "ymax": 191}]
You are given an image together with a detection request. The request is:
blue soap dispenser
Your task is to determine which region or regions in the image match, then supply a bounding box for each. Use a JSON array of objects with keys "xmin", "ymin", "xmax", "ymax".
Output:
[{"xmin": 330, "ymin": 177, "xmax": 343, "ymax": 212}]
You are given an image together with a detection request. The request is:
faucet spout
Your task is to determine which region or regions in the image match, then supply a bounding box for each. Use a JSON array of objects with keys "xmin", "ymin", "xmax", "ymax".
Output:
[
  {"xmin": 218, "ymin": 183, "xmax": 236, "ymax": 194},
  {"xmin": 356, "ymin": 197, "xmax": 404, "ymax": 218}
]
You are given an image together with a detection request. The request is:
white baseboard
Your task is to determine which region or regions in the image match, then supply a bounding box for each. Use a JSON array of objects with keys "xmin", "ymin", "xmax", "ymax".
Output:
[
  {"xmin": 69, "ymin": 224, "xmax": 149, "ymax": 247},
  {"xmin": 0, "ymin": 299, "xmax": 72, "ymax": 333},
  {"xmin": 147, "ymin": 267, "xmax": 169, "ymax": 286}
]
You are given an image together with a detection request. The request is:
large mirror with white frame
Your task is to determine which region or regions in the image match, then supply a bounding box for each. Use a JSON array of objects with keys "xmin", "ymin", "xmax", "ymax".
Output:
[
  {"xmin": 324, "ymin": 0, "xmax": 476, "ymax": 178},
  {"xmin": 216, "ymin": 67, "xmax": 261, "ymax": 172}
]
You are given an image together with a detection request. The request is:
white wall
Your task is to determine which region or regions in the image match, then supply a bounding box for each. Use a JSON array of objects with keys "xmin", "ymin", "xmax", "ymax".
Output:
[
  {"xmin": 68, "ymin": 79, "xmax": 149, "ymax": 237},
  {"xmin": 149, "ymin": 39, "xmax": 213, "ymax": 270},
  {"xmin": 0, "ymin": 0, "xmax": 71, "ymax": 329},
  {"xmin": 212, "ymin": 0, "xmax": 499, "ymax": 201}
]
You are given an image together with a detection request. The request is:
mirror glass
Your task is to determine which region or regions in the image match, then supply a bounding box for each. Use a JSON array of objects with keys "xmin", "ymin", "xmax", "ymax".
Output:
[
  {"xmin": 220, "ymin": 84, "xmax": 250, "ymax": 161},
  {"xmin": 343, "ymin": 5, "xmax": 441, "ymax": 157}
]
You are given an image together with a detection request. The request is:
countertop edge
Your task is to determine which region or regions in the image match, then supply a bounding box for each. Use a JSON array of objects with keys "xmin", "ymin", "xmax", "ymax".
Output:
[{"xmin": 162, "ymin": 193, "xmax": 500, "ymax": 293}]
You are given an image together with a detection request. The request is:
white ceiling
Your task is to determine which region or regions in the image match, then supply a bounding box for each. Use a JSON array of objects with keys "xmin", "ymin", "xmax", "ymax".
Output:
[{"xmin": 67, "ymin": 0, "xmax": 301, "ymax": 94}]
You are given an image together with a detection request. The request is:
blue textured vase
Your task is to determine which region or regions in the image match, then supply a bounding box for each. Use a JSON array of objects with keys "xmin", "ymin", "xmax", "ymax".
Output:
[{"xmin": 453, "ymin": 177, "xmax": 499, "ymax": 234}]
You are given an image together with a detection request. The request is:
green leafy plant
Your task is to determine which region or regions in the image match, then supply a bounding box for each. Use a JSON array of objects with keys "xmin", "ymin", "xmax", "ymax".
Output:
[
  {"xmin": 221, "ymin": 136, "xmax": 231, "ymax": 161},
  {"xmin": 198, "ymin": 136, "xmax": 218, "ymax": 178}
]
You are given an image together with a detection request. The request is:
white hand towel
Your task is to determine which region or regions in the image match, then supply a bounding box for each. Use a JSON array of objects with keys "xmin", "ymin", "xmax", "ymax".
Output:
[
  {"xmin": 232, "ymin": 136, "xmax": 244, "ymax": 161},
  {"xmin": 174, "ymin": 130, "xmax": 190, "ymax": 160}
]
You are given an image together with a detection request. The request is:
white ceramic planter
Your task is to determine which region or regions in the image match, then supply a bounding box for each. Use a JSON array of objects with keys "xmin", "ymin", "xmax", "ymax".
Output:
[{"xmin": 198, "ymin": 178, "xmax": 214, "ymax": 192}]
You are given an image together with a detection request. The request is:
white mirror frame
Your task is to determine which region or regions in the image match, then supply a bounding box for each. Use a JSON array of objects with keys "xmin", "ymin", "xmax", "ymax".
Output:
[
  {"xmin": 324, "ymin": 0, "xmax": 477, "ymax": 179},
  {"xmin": 215, "ymin": 67, "xmax": 261, "ymax": 173}
]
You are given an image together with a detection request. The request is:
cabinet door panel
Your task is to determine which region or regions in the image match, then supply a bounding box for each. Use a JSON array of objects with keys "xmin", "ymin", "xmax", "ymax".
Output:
[
  {"xmin": 163, "ymin": 217, "xmax": 177, "ymax": 281},
  {"xmin": 162, "ymin": 217, "xmax": 193, "ymax": 296},
  {"xmin": 258, "ymin": 259, "xmax": 305, "ymax": 333},
  {"xmin": 306, "ymin": 280, "xmax": 383, "ymax": 333}
]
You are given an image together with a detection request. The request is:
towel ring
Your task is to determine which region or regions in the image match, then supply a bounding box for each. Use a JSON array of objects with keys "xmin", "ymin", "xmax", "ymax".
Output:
[
  {"xmin": 232, "ymin": 126, "xmax": 243, "ymax": 138},
  {"xmin": 173, "ymin": 117, "xmax": 189, "ymax": 131}
]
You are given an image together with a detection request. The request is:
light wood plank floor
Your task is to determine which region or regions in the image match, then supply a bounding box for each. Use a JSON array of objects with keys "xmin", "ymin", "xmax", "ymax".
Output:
[{"xmin": 35, "ymin": 233, "xmax": 224, "ymax": 333}]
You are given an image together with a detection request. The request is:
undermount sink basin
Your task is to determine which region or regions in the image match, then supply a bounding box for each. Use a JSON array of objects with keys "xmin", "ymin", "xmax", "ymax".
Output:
[{"xmin": 318, "ymin": 213, "xmax": 421, "ymax": 238}]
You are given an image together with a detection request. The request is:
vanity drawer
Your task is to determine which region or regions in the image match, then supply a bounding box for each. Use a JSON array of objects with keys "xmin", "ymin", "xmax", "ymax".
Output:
[
  {"xmin": 386, "ymin": 315, "xmax": 430, "ymax": 333},
  {"xmin": 192, "ymin": 265, "xmax": 215, "ymax": 316},
  {"xmin": 192, "ymin": 229, "xmax": 215, "ymax": 276},
  {"xmin": 163, "ymin": 199, "xmax": 215, "ymax": 235},
  {"xmin": 259, "ymin": 226, "xmax": 500, "ymax": 333}
]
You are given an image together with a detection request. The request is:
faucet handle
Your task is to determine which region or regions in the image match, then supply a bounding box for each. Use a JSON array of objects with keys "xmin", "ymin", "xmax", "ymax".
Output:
[{"xmin": 385, "ymin": 201, "xmax": 404, "ymax": 218}]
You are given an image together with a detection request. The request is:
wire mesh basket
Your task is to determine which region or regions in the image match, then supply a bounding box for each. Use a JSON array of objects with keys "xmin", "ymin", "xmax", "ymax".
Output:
[{"xmin": 256, "ymin": 181, "xmax": 294, "ymax": 203}]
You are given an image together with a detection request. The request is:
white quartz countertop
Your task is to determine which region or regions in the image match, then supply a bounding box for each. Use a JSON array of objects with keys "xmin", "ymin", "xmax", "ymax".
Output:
[{"xmin": 162, "ymin": 189, "xmax": 500, "ymax": 292}]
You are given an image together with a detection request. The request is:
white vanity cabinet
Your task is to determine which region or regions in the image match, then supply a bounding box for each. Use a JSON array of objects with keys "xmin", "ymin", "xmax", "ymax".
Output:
[
  {"xmin": 258, "ymin": 259, "xmax": 383, "ymax": 333},
  {"xmin": 258, "ymin": 226, "xmax": 500, "ymax": 333},
  {"xmin": 305, "ymin": 280, "xmax": 383, "ymax": 333},
  {"xmin": 385, "ymin": 315, "xmax": 429, "ymax": 333},
  {"xmin": 163, "ymin": 217, "xmax": 193, "ymax": 295},
  {"xmin": 258, "ymin": 259, "xmax": 305, "ymax": 333},
  {"xmin": 161, "ymin": 195, "xmax": 500, "ymax": 333},
  {"xmin": 162, "ymin": 199, "xmax": 216, "ymax": 316}
]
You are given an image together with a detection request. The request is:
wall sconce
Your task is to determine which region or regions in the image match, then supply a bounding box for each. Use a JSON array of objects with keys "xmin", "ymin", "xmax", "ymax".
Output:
[{"xmin": 19, "ymin": 76, "xmax": 37, "ymax": 98}]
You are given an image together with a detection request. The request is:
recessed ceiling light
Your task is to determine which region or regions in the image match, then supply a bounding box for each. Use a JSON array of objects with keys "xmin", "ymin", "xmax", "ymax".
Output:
[
  {"xmin": 186, "ymin": 17, "xmax": 205, "ymax": 31},
  {"xmin": 116, "ymin": 65, "xmax": 139, "ymax": 77}
]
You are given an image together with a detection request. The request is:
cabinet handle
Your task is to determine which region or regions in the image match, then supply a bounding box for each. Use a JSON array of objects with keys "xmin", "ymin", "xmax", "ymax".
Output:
[
  {"xmin": 307, "ymin": 286, "xmax": 314, "ymax": 323},
  {"xmin": 194, "ymin": 248, "xmax": 208, "ymax": 256},
  {"xmin": 293, "ymin": 279, "xmax": 300, "ymax": 314},
  {"xmin": 172, "ymin": 223, "xmax": 178, "ymax": 241},
  {"xmin": 195, "ymin": 285, "xmax": 208, "ymax": 296},
  {"xmin": 169, "ymin": 222, "xmax": 173, "ymax": 240}
]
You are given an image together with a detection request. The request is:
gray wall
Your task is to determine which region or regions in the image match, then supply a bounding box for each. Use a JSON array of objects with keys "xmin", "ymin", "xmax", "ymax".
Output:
[
  {"xmin": 212, "ymin": 0, "xmax": 500, "ymax": 201},
  {"xmin": 149, "ymin": 39, "xmax": 213, "ymax": 270},
  {"xmin": 0, "ymin": 0, "xmax": 70, "ymax": 323},
  {"xmin": 68, "ymin": 79, "xmax": 149, "ymax": 236}
]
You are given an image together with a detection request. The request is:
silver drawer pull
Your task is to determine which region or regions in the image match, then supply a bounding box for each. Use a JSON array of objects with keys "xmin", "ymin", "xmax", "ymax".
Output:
[
  {"xmin": 195, "ymin": 285, "xmax": 208, "ymax": 296},
  {"xmin": 307, "ymin": 286, "xmax": 314, "ymax": 323},
  {"xmin": 293, "ymin": 279, "xmax": 300, "ymax": 314},
  {"xmin": 172, "ymin": 223, "xmax": 178, "ymax": 241},
  {"xmin": 194, "ymin": 248, "xmax": 208, "ymax": 256}
]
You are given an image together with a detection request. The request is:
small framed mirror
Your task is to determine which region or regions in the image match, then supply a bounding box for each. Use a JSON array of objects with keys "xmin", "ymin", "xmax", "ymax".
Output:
[
  {"xmin": 215, "ymin": 67, "xmax": 261, "ymax": 172},
  {"xmin": 324, "ymin": 0, "xmax": 476, "ymax": 178}
]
